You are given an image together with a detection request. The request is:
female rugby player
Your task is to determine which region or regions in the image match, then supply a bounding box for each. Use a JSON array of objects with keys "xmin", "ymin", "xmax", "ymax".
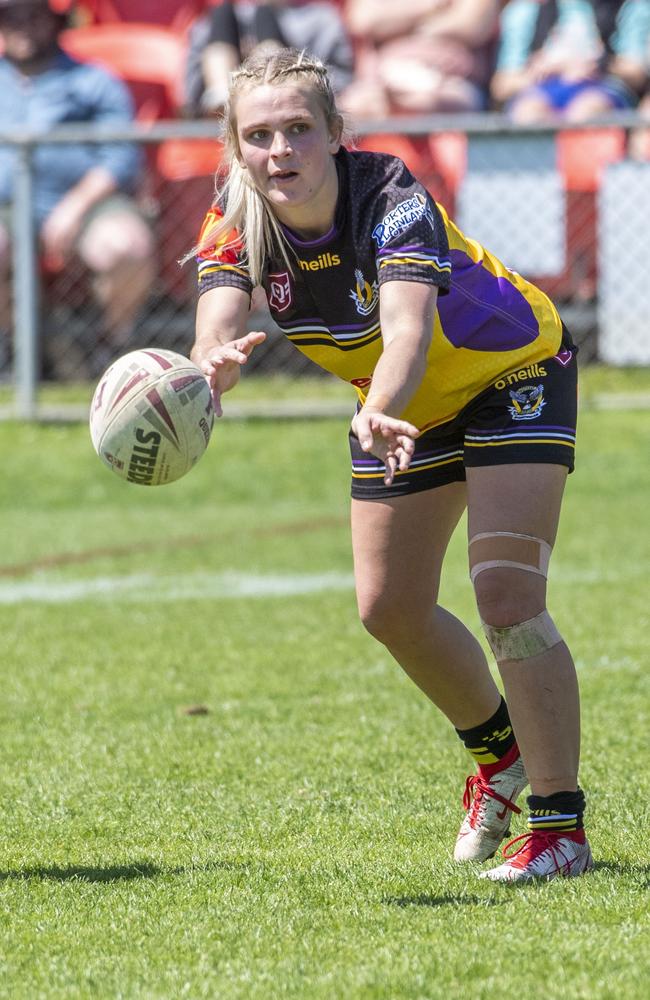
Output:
[{"xmin": 189, "ymin": 47, "xmax": 593, "ymax": 881}]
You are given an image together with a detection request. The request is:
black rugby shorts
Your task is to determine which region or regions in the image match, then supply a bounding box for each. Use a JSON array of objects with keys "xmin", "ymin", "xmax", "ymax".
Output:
[{"xmin": 349, "ymin": 339, "xmax": 578, "ymax": 500}]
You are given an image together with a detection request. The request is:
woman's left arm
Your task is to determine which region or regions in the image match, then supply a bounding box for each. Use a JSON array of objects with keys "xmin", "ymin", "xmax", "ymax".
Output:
[{"xmin": 352, "ymin": 280, "xmax": 438, "ymax": 485}]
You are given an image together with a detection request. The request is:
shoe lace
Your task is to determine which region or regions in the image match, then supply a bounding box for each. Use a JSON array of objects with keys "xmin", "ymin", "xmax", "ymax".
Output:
[
  {"xmin": 463, "ymin": 774, "xmax": 522, "ymax": 826},
  {"xmin": 501, "ymin": 830, "xmax": 566, "ymax": 866}
]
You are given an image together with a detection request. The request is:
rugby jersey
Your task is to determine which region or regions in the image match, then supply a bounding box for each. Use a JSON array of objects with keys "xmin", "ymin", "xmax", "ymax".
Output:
[{"xmin": 196, "ymin": 148, "xmax": 563, "ymax": 431}]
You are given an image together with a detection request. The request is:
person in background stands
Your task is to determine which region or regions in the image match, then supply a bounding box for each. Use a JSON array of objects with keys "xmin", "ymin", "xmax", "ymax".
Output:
[
  {"xmin": 492, "ymin": 0, "xmax": 650, "ymax": 122},
  {"xmin": 340, "ymin": 0, "xmax": 501, "ymax": 118},
  {"xmin": 0, "ymin": 0, "xmax": 155, "ymax": 374},
  {"xmin": 185, "ymin": 1, "xmax": 354, "ymax": 116}
]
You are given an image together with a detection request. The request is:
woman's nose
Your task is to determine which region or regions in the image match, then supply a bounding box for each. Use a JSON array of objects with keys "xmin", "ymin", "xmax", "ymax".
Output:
[{"xmin": 270, "ymin": 131, "xmax": 291, "ymax": 156}]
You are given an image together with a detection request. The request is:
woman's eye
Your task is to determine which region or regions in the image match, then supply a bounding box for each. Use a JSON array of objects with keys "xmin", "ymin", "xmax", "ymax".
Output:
[
  {"xmin": 250, "ymin": 130, "xmax": 268, "ymax": 141},
  {"xmin": 291, "ymin": 123, "xmax": 308, "ymax": 134}
]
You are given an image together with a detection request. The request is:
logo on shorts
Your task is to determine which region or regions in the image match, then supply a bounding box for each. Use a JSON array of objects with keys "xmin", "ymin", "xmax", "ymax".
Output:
[
  {"xmin": 349, "ymin": 269, "xmax": 378, "ymax": 316},
  {"xmin": 507, "ymin": 384, "xmax": 546, "ymax": 421},
  {"xmin": 494, "ymin": 362, "xmax": 547, "ymax": 390},
  {"xmin": 268, "ymin": 271, "xmax": 292, "ymax": 312}
]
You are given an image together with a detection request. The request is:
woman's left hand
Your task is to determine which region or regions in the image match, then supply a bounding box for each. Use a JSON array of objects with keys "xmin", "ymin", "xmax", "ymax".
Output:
[{"xmin": 352, "ymin": 406, "xmax": 420, "ymax": 486}]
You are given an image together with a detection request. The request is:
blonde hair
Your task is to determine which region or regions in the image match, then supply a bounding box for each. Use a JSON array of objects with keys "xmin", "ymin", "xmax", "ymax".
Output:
[{"xmin": 189, "ymin": 47, "xmax": 348, "ymax": 286}]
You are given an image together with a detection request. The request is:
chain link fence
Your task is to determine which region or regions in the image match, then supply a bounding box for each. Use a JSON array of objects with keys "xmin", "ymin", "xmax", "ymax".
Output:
[{"xmin": 2, "ymin": 115, "xmax": 649, "ymax": 417}]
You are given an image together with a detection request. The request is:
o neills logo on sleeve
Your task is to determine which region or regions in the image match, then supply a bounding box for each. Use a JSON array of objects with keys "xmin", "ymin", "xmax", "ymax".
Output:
[
  {"xmin": 127, "ymin": 428, "xmax": 161, "ymax": 484},
  {"xmin": 298, "ymin": 252, "xmax": 341, "ymax": 272}
]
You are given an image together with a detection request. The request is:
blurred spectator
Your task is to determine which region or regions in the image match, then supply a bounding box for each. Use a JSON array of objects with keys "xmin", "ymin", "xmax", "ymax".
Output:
[
  {"xmin": 340, "ymin": 0, "xmax": 501, "ymax": 118},
  {"xmin": 492, "ymin": 0, "xmax": 650, "ymax": 123},
  {"xmin": 0, "ymin": 0, "xmax": 155, "ymax": 374},
  {"xmin": 185, "ymin": 1, "xmax": 355, "ymax": 116},
  {"xmin": 629, "ymin": 33, "xmax": 650, "ymax": 158}
]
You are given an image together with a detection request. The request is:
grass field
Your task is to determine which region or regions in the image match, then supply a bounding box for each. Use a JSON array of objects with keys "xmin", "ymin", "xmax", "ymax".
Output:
[{"xmin": 1, "ymin": 375, "xmax": 649, "ymax": 999}]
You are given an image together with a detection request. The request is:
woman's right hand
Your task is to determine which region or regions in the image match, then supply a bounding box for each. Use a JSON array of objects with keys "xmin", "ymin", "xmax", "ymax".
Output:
[{"xmin": 193, "ymin": 330, "xmax": 266, "ymax": 417}]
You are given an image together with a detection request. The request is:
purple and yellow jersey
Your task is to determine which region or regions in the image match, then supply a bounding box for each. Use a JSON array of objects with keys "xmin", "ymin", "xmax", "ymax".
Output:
[{"xmin": 196, "ymin": 148, "xmax": 563, "ymax": 431}]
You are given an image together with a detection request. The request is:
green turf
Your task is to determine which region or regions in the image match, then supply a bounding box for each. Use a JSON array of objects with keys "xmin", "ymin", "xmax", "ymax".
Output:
[
  {"xmin": 2, "ymin": 360, "xmax": 650, "ymax": 413},
  {"xmin": 0, "ymin": 399, "xmax": 649, "ymax": 999}
]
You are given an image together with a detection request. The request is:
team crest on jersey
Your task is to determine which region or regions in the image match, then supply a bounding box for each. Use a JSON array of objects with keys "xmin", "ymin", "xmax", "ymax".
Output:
[
  {"xmin": 372, "ymin": 193, "xmax": 435, "ymax": 249},
  {"xmin": 507, "ymin": 384, "xmax": 546, "ymax": 421},
  {"xmin": 349, "ymin": 269, "xmax": 378, "ymax": 316},
  {"xmin": 268, "ymin": 271, "xmax": 292, "ymax": 312}
]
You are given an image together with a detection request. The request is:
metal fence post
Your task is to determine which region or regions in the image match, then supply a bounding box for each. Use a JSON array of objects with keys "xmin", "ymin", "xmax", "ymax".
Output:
[{"xmin": 12, "ymin": 141, "xmax": 39, "ymax": 420}]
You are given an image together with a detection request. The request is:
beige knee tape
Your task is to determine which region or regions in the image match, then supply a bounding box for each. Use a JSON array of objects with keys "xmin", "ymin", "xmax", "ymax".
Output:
[
  {"xmin": 469, "ymin": 531, "xmax": 552, "ymax": 584},
  {"xmin": 481, "ymin": 610, "xmax": 562, "ymax": 662}
]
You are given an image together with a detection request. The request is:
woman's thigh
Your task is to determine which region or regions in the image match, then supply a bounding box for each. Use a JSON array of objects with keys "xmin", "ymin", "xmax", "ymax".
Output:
[
  {"xmin": 466, "ymin": 463, "xmax": 567, "ymax": 541},
  {"xmin": 351, "ymin": 481, "xmax": 466, "ymax": 615}
]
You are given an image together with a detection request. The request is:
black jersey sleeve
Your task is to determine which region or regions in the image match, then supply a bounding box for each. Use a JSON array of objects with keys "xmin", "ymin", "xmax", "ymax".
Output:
[
  {"xmin": 352, "ymin": 152, "xmax": 451, "ymax": 292},
  {"xmin": 195, "ymin": 207, "xmax": 253, "ymax": 297}
]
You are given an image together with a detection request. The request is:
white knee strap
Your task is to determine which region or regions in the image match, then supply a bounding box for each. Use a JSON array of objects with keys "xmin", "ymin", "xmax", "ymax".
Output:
[
  {"xmin": 482, "ymin": 610, "xmax": 562, "ymax": 662},
  {"xmin": 469, "ymin": 531, "xmax": 552, "ymax": 584}
]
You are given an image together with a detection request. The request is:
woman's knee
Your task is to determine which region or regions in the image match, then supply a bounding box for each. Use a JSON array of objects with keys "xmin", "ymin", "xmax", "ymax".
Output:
[
  {"xmin": 473, "ymin": 567, "xmax": 546, "ymax": 627},
  {"xmin": 357, "ymin": 589, "xmax": 424, "ymax": 647}
]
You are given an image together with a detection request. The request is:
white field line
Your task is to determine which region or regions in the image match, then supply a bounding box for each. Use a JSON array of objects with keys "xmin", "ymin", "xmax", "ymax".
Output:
[
  {"xmin": 0, "ymin": 570, "xmax": 356, "ymax": 605},
  {"xmin": 0, "ymin": 561, "xmax": 646, "ymax": 606}
]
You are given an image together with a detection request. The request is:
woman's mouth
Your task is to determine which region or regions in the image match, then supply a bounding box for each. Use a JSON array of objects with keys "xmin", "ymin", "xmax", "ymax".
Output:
[{"xmin": 271, "ymin": 170, "xmax": 298, "ymax": 182}]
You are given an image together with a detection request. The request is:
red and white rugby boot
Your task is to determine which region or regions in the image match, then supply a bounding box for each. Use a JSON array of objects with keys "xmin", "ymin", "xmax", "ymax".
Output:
[
  {"xmin": 454, "ymin": 743, "xmax": 528, "ymax": 862},
  {"xmin": 480, "ymin": 829, "xmax": 594, "ymax": 881}
]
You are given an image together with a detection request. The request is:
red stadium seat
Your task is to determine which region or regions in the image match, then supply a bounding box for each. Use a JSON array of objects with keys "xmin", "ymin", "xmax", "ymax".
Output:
[
  {"xmin": 60, "ymin": 22, "xmax": 187, "ymax": 121},
  {"xmin": 156, "ymin": 138, "xmax": 222, "ymax": 182},
  {"xmin": 556, "ymin": 128, "xmax": 625, "ymax": 192},
  {"xmin": 542, "ymin": 129, "xmax": 627, "ymax": 303},
  {"xmin": 71, "ymin": 0, "xmax": 212, "ymax": 35},
  {"xmin": 427, "ymin": 132, "xmax": 467, "ymax": 213}
]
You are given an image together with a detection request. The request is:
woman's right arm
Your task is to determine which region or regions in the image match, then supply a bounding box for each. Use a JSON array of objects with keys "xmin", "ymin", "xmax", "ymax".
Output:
[{"xmin": 191, "ymin": 286, "xmax": 266, "ymax": 416}]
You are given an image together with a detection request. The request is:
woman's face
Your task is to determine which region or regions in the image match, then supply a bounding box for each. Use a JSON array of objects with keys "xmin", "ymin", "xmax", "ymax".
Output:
[{"xmin": 234, "ymin": 82, "xmax": 341, "ymax": 234}]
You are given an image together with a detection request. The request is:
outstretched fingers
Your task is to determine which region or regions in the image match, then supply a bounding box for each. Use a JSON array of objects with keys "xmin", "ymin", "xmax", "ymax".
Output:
[
  {"xmin": 199, "ymin": 330, "xmax": 266, "ymax": 415},
  {"xmin": 354, "ymin": 411, "xmax": 421, "ymax": 486}
]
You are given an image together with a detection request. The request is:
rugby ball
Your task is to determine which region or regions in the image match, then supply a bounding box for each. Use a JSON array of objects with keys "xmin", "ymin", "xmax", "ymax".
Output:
[{"xmin": 90, "ymin": 348, "xmax": 214, "ymax": 485}]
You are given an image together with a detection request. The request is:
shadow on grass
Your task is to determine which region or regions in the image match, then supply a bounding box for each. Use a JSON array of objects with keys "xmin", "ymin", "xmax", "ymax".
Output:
[
  {"xmin": 384, "ymin": 894, "xmax": 502, "ymax": 908},
  {"xmin": 0, "ymin": 859, "xmax": 246, "ymax": 883},
  {"xmin": 384, "ymin": 862, "xmax": 650, "ymax": 900},
  {"xmin": 592, "ymin": 860, "xmax": 650, "ymax": 884}
]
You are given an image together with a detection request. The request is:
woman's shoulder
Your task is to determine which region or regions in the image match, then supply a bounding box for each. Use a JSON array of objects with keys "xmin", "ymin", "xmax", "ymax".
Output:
[{"xmin": 339, "ymin": 146, "xmax": 419, "ymax": 200}]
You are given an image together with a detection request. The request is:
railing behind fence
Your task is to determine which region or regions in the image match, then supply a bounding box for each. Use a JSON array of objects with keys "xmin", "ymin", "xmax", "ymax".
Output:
[{"xmin": 2, "ymin": 114, "xmax": 650, "ymax": 419}]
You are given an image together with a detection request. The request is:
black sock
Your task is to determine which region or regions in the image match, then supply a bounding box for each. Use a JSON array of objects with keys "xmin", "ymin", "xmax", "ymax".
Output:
[
  {"xmin": 527, "ymin": 788, "xmax": 585, "ymax": 832},
  {"xmin": 455, "ymin": 696, "xmax": 516, "ymax": 766}
]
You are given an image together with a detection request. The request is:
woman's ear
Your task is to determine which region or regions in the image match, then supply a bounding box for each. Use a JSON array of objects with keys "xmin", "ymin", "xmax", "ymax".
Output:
[{"xmin": 328, "ymin": 114, "xmax": 344, "ymax": 153}]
